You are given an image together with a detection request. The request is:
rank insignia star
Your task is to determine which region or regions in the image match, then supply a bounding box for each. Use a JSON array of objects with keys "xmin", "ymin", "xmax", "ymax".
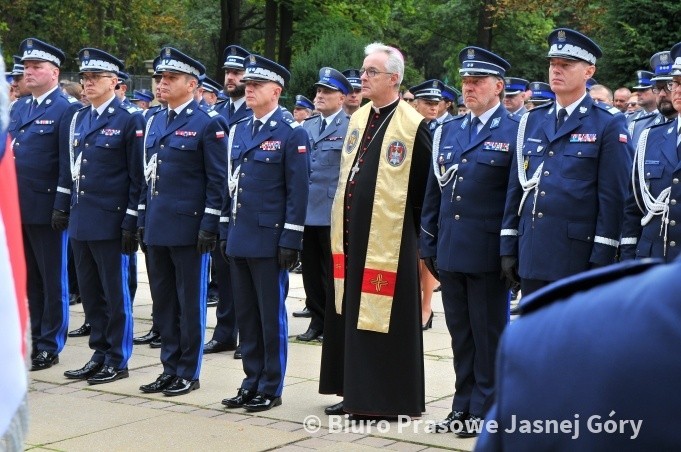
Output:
[
  {"xmin": 579, "ymin": 106, "xmax": 587, "ymax": 114},
  {"xmin": 108, "ymin": 107, "xmax": 114, "ymax": 113}
]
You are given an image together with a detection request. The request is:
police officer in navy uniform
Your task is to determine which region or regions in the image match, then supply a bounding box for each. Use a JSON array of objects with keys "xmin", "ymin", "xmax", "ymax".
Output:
[
  {"xmin": 628, "ymin": 69, "xmax": 663, "ymax": 145},
  {"xmin": 296, "ymin": 67, "xmax": 351, "ymax": 342},
  {"xmin": 341, "ymin": 69, "xmax": 363, "ymax": 115},
  {"xmin": 438, "ymin": 83, "xmax": 459, "ymax": 124},
  {"xmin": 475, "ymin": 257, "xmax": 681, "ymax": 450},
  {"xmin": 221, "ymin": 54, "xmax": 309, "ymax": 412},
  {"xmin": 503, "ymin": 77, "xmax": 529, "ymax": 116},
  {"xmin": 620, "ymin": 43, "xmax": 681, "ymax": 262},
  {"xmin": 62, "ymin": 48, "xmax": 144, "ymax": 384},
  {"xmin": 500, "ymin": 29, "xmax": 633, "ymax": 298},
  {"xmin": 200, "ymin": 77, "xmax": 222, "ymax": 107},
  {"xmin": 137, "ymin": 47, "xmax": 227, "ymax": 396},
  {"xmin": 9, "ymin": 38, "xmax": 80, "ymax": 371},
  {"xmin": 648, "ymin": 51, "xmax": 678, "ymax": 123},
  {"xmin": 203, "ymin": 45, "xmax": 252, "ymax": 357},
  {"xmin": 9, "ymin": 55, "xmax": 29, "ymax": 113},
  {"xmin": 131, "ymin": 89, "xmax": 154, "ymax": 111},
  {"xmin": 526, "ymin": 81, "xmax": 554, "ymax": 108},
  {"xmin": 420, "ymin": 46, "xmax": 519, "ymax": 437},
  {"xmin": 410, "ymin": 80, "xmax": 444, "ymax": 133}
]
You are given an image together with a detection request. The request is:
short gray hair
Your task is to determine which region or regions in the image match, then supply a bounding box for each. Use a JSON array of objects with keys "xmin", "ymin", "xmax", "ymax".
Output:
[{"xmin": 365, "ymin": 42, "xmax": 404, "ymax": 87}]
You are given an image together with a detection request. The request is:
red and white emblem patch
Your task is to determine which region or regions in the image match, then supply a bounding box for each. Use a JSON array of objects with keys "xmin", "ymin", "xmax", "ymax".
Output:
[{"xmin": 385, "ymin": 141, "xmax": 407, "ymax": 167}]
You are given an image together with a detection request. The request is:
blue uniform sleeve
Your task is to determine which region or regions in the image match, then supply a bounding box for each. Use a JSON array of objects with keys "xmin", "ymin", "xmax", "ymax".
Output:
[
  {"xmin": 590, "ymin": 113, "xmax": 633, "ymax": 265},
  {"xmin": 279, "ymin": 126, "xmax": 310, "ymax": 250},
  {"xmin": 199, "ymin": 115, "xmax": 228, "ymax": 234},
  {"xmin": 500, "ymin": 138, "xmax": 523, "ymax": 257},
  {"xmin": 419, "ymin": 157, "xmax": 441, "ymax": 258},
  {"xmin": 123, "ymin": 112, "xmax": 145, "ymax": 232}
]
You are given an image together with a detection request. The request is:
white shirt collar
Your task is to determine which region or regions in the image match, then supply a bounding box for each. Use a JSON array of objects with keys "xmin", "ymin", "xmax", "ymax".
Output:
[
  {"xmin": 169, "ymin": 97, "xmax": 194, "ymax": 117},
  {"xmin": 321, "ymin": 108, "xmax": 343, "ymax": 125},
  {"xmin": 437, "ymin": 112, "xmax": 449, "ymax": 124},
  {"xmin": 470, "ymin": 102, "xmax": 501, "ymax": 130},
  {"xmin": 91, "ymin": 95, "xmax": 116, "ymax": 117},
  {"xmin": 556, "ymin": 92, "xmax": 588, "ymax": 117},
  {"xmin": 34, "ymin": 85, "xmax": 59, "ymax": 106},
  {"xmin": 231, "ymin": 97, "xmax": 246, "ymax": 111},
  {"xmin": 253, "ymin": 106, "xmax": 280, "ymax": 125}
]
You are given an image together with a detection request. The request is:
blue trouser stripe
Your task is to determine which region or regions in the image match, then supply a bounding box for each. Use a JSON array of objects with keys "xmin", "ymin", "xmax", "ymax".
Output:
[
  {"xmin": 275, "ymin": 268, "xmax": 289, "ymax": 395},
  {"xmin": 193, "ymin": 253, "xmax": 210, "ymax": 380},
  {"xmin": 506, "ymin": 289, "xmax": 511, "ymax": 323},
  {"xmin": 56, "ymin": 231, "xmax": 70, "ymax": 352},
  {"xmin": 120, "ymin": 253, "xmax": 134, "ymax": 367}
]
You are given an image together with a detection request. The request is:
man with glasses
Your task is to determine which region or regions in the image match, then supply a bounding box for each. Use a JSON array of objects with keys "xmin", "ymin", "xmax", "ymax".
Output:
[
  {"xmin": 620, "ymin": 44, "xmax": 681, "ymax": 262},
  {"xmin": 62, "ymin": 48, "xmax": 144, "ymax": 384},
  {"xmin": 501, "ymin": 28, "xmax": 632, "ymax": 298},
  {"xmin": 649, "ymin": 51, "xmax": 677, "ymax": 123},
  {"xmin": 9, "ymin": 38, "xmax": 81, "ymax": 371},
  {"xmin": 328, "ymin": 42, "xmax": 431, "ymax": 420}
]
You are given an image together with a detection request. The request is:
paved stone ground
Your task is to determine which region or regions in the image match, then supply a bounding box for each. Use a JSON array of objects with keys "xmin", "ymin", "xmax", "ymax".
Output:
[{"xmin": 25, "ymin": 252, "xmax": 483, "ymax": 451}]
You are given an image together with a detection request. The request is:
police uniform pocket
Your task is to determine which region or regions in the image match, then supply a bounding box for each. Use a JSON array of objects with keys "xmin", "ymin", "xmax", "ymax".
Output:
[
  {"xmin": 320, "ymin": 141, "xmax": 341, "ymax": 166},
  {"xmin": 643, "ymin": 164, "xmax": 664, "ymax": 180},
  {"xmin": 30, "ymin": 124, "xmax": 55, "ymax": 135},
  {"xmin": 176, "ymin": 201, "xmax": 202, "ymax": 217},
  {"xmin": 169, "ymin": 136, "xmax": 199, "ymax": 152},
  {"xmin": 567, "ymin": 222, "xmax": 595, "ymax": 242},
  {"xmin": 561, "ymin": 145, "xmax": 598, "ymax": 180},
  {"xmin": 258, "ymin": 212, "xmax": 283, "ymax": 229},
  {"xmin": 522, "ymin": 141, "xmax": 545, "ymax": 157},
  {"xmin": 327, "ymin": 185, "xmax": 337, "ymax": 198},
  {"xmin": 252, "ymin": 151, "xmax": 283, "ymax": 180},
  {"xmin": 95, "ymin": 134, "xmax": 123, "ymax": 150}
]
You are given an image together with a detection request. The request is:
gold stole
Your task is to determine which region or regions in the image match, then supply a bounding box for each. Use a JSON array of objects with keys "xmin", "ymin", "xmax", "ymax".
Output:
[{"xmin": 330, "ymin": 100, "xmax": 422, "ymax": 333}]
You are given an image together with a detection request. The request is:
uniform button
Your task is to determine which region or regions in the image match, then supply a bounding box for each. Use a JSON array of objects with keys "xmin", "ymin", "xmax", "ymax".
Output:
[
  {"xmin": 160, "ymin": 144, "xmax": 165, "ymax": 149},
  {"xmin": 543, "ymin": 171, "xmax": 549, "ymax": 176},
  {"xmin": 456, "ymin": 196, "xmax": 461, "ymax": 201},
  {"xmin": 244, "ymin": 158, "xmax": 248, "ymax": 162},
  {"xmin": 80, "ymin": 190, "xmax": 84, "ymax": 195},
  {"xmin": 548, "ymin": 151, "xmax": 554, "ymax": 156},
  {"xmin": 105, "ymin": 143, "xmax": 109, "ymax": 147},
  {"xmin": 670, "ymin": 241, "xmax": 677, "ymax": 247},
  {"xmin": 40, "ymin": 129, "xmax": 44, "ymax": 133},
  {"xmin": 458, "ymin": 176, "xmax": 463, "ymax": 181},
  {"xmin": 81, "ymin": 175, "xmax": 85, "ymax": 179},
  {"xmin": 154, "ymin": 191, "xmax": 159, "ymax": 195},
  {"xmin": 158, "ymin": 159, "xmax": 162, "ymax": 164},
  {"xmin": 646, "ymin": 172, "xmax": 651, "ymax": 177},
  {"xmin": 238, "ymin": 188, "xmax": 243, "ymax": 193},
  {"xmin": 47, "ymin": 188, "xmax": 51, "ymax": 192},
  {"xmin": 672, "ymin": 199, "xmax": 677, "ymax": 205},
  {"xmin": 462, "ymin": 158, "xmax": 467, "ymax": 163},
  {"xmin": 670, "ymin": 220, "xmax": 676, "ymax": 226},
  {"xmin": 266, "ymin": 157, "xmax": 270, "ymax": 162},
  {"xmin": 490, "ymin": 159, "xmax": 495, "ymax": 164},
  {"xmin": 577, "ymin": 151, "xmax": 582, "ymax": 156},
  {"xmin": 85, "ymin": 143, "xmax": 89, "ymax": 147},
  {"xmin": 83, "ymin": 159, "xmax": 87, "ymax": 163},
  {"xmin": 181, "ymin": 145, "xmax": 185, "ymax": 149},
  {"xmin": 117, "ymin": 207, "xmax": 121, "ymax": 211},
  {"xmin": 537, "ymin": 212, "xmax": 543, "ymax": 218},
  {"xmin": 587, "ymin": 236, "xmax": 591, "ymax": 240},
  {"xmin": 540, "ymin": 191, "xmax": 545, "ymax": 196},
  {"xmin": 240, "ymin": 173, "xmax": 245, "ymax": 177},
  {"xmin": 454, "ymin": 215, "xmax": 460, "ymax": 220},
  {"xmin": 674, "ymin": 178, "xmax": 679, "ymax": 184},
  {"xmin": 275, "ymin": 224, "xmax": 279, "ymax": 228},
  {"xmin": 156, "ymin": 176, "xmax": 159, "ymax": 180},
  {"xmin": 20, "ymin": 130, "xmax": 24, "ymax": 133},
  {"xmin": 237, "ymin": 203, "xmax": 241, "ymax": 208}
]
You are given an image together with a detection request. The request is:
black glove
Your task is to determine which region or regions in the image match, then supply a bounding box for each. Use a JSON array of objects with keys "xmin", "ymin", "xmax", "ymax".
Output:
[
  {"xmin": 422, "ymin": 257, "xmax": 439, "ymax": 281},
  {"xmin": 278, "ymin": 247, "xmax": 299, "ymax": 271},
  {"xmin": 219, "ymin": 240, "xmax": 228, "ymax": 262},
  {"xmin": 197, "ymin": 230, "xmax": 217, "ymax": 254},
  {"xmin": 136, "ymin": 227, "xmax": 147, "ymax": 253},
  {"xmin": 51, "ymin": 209, "xmax": 69, "ymax": 231},
  {"xmin": 589, "ymin": 261, "xmax": 606, "ymax": 270},
  {"xmin": 500, "ymin": 255, "xmax": 520, "ymax": 289},
  {"xmin": 121, "ymin": 229, "xmax": 139, "ymax": 254}
]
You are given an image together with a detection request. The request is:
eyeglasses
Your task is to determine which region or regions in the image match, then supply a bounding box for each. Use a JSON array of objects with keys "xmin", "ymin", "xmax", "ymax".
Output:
[
  {"xmin": 80, "ymin": 74, "xmax": 114, "ymax": 84},
  {"xmin": 404, "ymin": 98, "xmax": 415, "ymax": 103},
  {"xmin": 652, "ymin": 84, "xmax": 671, "ymax": 94},
  {"xmin": 667, "ymin": 80, "xmax": 681, "ymax": 92},
  {"xmin": 626, "ymin": 102, "xmax": 639, "ymax": 107},
  {"xmin": 359, "ymin": 68, "xmax": 393, "ymax": 78}
]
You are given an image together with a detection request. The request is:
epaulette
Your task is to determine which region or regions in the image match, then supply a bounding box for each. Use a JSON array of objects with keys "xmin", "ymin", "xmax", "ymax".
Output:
[
  {"xmin": 593, "ymin": 102, "xmax": 621, "ymax": 115},
  {"xmin": 506, "ymin": 113, "xmax": 521, "ymax": 123},
  {"xmin": 303, "ymin": 114, "xmax": 321, "ymax": 122},
  {"xmin": 516, "ymin": 258, "xmax": 662, "ymax": 315},
  {"xmin": 530, "ymin": 101, "xmax": 554, "ymax": 112},
  {"xmin": 123, "ymin": 104, "xmax": 142, "ymax": 114},
  {"xmin": 78, "ymin": 105, "xmax": 90, "ymax": 113},
  {"xmin": 64, "ymin": 94, "xmax": 79, "ymax": 104},
  {"xmin": 451, "ymin": 114, "xmax": 467, "ymax": 122},
  {"xmin": 647, "ymin": 119, "xmax": 670, "ymax": 131},
  {"xmin": 283, "ymin": 116, "xmax": 298, "ymax": 128},
  {"xmin": 205, "ymin": 109, "xmax": 219, "ymax": 118}
]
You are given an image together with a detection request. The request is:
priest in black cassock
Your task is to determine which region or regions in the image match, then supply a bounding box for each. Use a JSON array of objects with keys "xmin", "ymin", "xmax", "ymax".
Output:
[{"xmin": 326, "ymin": 42, "xmax": 432, "ymax": 418}]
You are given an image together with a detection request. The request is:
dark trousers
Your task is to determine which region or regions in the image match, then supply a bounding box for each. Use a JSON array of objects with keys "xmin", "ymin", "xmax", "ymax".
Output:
[
  {"xmin": 67, "ymin": 242, "xmax": 79, "ymax": 295},
  {"xmin": 147, "ymin": 245, "xmax": 209, "ymax": 380},
  {"xmin": 440, "ymin": 270, "xmax": 509, "ymax": 417},
  {"xmin": 23, "ymin": 225, "xmax": 69, "ymax": 355},
  {"xmin": 210, "ymin": 250, "xmax": 238, "ymax": 345},
  {"xmin": 301, "ymin": 226, "xmax": 332, "ymax": 332},
  {"xmin": 71, "ymin": 238, "xmax": 133, "ymax": 369},
  {"xmin": 230, "ymin": 256, "xmax": 288, "ymax": 397},
  {"xmin": 520, "ymin": 278, "xmax": 551, "ymax": 297}
]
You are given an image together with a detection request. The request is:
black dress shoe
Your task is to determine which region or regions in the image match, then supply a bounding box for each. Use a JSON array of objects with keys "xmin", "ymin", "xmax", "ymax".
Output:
[
  {"xmin": 140, "ymin": 373, "xmax": 176, "ymax": 393},
  {"xmin": 233, "ymin": 344, "xmax": 242, "ymax": 359},
  {"xmin": 203, "ymin": 339, "xmax": 236, "ymax": 354},
  {"xmin": 149, "ymin": 337, "xmax": 162, "ymax": 348},
  {"xmin": 433, "ymin": 410, "xmax": 469, "ymax": 433},
  {"xmin": 68, "ymin": 323, "xmax": 91, "ymax": 337},
  {"xmin": 324, "ymin": 401, "xmax": 345, "ymax": 415},
  {"xmin": 31, "ymin": 351, "xmax": 59, "ymax": 371},
  {"xmin": 64, "ymin": 360, "xmax": 103, "ymax": 379},
  {"xmin": 163, "ymin": 377, "xmax": 200, "ymax": 396},
  {"xmin": 206, "ymin": 295, "xmax": 219, "ymax": 307},
  {"xmin": 222, "ymin": 388, "xmax": 256, "ymax": 408},
  {"xmin": 69, "ymin": 293, "xmax": 81, "ymax": 305},
  {"xmin": 133, "ymin": 329, "xmax": 160, "ymax": 345},
  {"xmin": 87, "ymin": 366, "xmax": 129, "ymax": 385},
  {"xmin": 243, "ymin": 393, "xmax": 282, "ymax": 412},
  {"xmin": 296, "ymin": 327, "xmax": 322, "ymax": 342},
  {"xmin": 457, "ymin": 414, "xmax": 482, "ymax": 438},
  {"xmin": 292, "ymin": 307, "xmax": 311, "ymax": 318}
]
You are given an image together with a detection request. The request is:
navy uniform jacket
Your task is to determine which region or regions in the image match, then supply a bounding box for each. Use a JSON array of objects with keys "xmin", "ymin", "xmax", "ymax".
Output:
[
  {"xmin": 139, "ymin": 100, "xmax": 227, "ymax": 246},
  {"xmin": 9, "ymin": 89, "xmax": 80, "ymax": 224},
  {"xmin": 628, "ymin": 109, "xmax": 664, "ymax": 148},
  {"xmin": 476, "ymin": 258, "xmax": 681, "ymax": 451},
  {"xmin": 420, "ymin": 106, "xmax": 519, "ymax": 273},
  {"xmin": 620, "ymin": 119, "xmax": 681, "ymax": 262},
  {"xmin": 144, "ymin": 104, "xmax": 164, "ymax": 119},
  {"xmin": 68, "ymin": 98, "xmax": 145, "ymax": 240},
  {"xmin": 225, "ymin": 107, "xmax": 310, "ymax": 257},
  {"xmin": 500, "ymin": 96, "xmax": 633, "ymax": 281},
  {"xmin": 301, "ymin": 111, "xmax": 350, "ymax": 226}
]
